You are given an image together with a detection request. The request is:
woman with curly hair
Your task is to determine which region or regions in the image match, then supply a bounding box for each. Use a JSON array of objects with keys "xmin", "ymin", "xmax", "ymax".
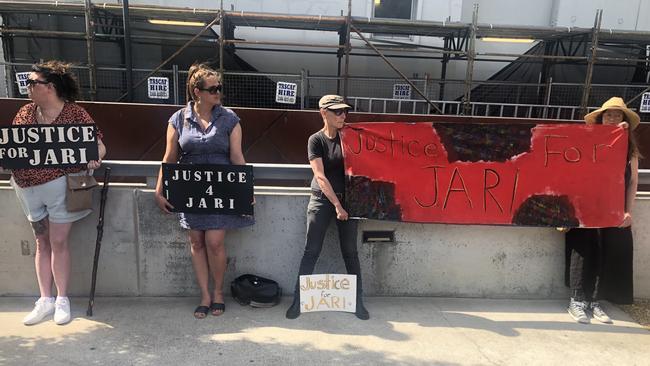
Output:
[{"xmin": 10, "ymin": 60, "xmax": 107, "ymax": 325}]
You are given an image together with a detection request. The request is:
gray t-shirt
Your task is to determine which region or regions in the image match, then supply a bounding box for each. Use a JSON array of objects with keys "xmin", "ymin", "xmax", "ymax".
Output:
[{"xmin": 307, "ymin": 130, "xmax": 345, "ymax": 194}]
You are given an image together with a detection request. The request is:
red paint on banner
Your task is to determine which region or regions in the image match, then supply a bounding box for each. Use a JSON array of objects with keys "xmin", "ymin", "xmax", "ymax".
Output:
[{"xmin": 340, "ymin": 122, "xmax": 627, "ymax": 227}]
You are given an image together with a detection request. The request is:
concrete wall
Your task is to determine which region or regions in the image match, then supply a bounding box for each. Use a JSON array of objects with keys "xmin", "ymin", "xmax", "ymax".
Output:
[{"xmin": 1, "ymin": 185, "xmax": 649, "ymax": 299}]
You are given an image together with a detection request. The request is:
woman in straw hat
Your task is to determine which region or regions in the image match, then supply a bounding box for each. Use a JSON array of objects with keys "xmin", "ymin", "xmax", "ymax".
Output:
[{"xmin": 565, "ymin": 97, "xmax": 641, "ymax": 324}]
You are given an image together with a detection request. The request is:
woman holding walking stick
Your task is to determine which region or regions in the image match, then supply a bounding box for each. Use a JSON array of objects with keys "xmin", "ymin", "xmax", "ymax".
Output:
[
  {"xmin": 154, "ymin": 63, "xmax": 253, "ymax": 319},
  {"xmin": 10, "ymin": 60, "xmax": 107, "ymax": 325}
]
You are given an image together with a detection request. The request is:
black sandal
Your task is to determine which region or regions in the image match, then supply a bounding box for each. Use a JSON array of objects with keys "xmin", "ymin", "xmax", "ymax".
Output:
[
  {"xmin": 210, "ymin": 302, "xmax": 225, "ymax": 316},
  {"xmin": 194, "ymin": 305, "xmax": 210, "ymax": 319}
]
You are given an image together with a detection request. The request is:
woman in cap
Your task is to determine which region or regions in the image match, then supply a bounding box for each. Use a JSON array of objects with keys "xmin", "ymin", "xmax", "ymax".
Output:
[
  {"xmin": 285, "ymin": 94, "xmax": 369, "ymax": 320},
  {"xmin": 566, "ymin": 97, "xmax": 640, "ymax": 324}
]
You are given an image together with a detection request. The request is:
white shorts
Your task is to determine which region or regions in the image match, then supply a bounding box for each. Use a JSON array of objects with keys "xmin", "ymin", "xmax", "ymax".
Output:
[{"xmin": 11, "ymin": 173, "xmax": 92, "ymax": 223}]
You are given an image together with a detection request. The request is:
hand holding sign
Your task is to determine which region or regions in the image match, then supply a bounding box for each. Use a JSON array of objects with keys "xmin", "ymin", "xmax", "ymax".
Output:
[
  {"xmin": 335, "ymin": 204, "xmax": 349, "ymax": 221},
  {"xmin": 87, "ymin": 159, "xmax": 102, "ymax": 170},
  {"xmin": 155, "ymin": 192, "xmax": 175, "ymax": 214},
  {"xmin": 619, "ymin": 212, "xmax": 633, "ymax": 228}
]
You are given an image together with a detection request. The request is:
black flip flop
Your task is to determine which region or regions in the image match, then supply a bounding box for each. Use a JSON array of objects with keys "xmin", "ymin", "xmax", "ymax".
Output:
[
  {"xmin": 194, "ymin": 305, "xmax": 210, "ymax": 319},
  {"xmin": 210, "ymin": 302, "xmax": 225, "ymax": 316}
]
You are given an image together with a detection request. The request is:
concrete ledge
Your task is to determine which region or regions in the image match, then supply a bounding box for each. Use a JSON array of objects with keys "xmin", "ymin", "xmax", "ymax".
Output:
[{"xmin": 1, "ymin": 186, "xmax": 649, "ymax": 299}]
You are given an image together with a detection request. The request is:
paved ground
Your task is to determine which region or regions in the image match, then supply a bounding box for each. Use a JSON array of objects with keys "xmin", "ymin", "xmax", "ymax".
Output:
[{"xmin": 1, "ymin": 297, "xmax": 649, "ymax": 366}]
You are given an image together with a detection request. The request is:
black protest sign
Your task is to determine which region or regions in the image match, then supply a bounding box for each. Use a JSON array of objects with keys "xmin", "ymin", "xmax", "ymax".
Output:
[
  {"xmin": 162, "ymin": 163, "xmax": 254, "ymax": 215},
  {"xmin": 0, "ymin": 124, "xmax": 99, "ymax": 169}
]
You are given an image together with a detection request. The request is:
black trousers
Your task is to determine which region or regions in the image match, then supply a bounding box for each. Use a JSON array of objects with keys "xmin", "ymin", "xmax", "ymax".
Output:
[
  {"xmin": 566, "ymin": 227, "xmax": 634, "ymax": 304},
  {"xmin": 292, "ymin": 195, "xmax": 363, "ymax": 295}
]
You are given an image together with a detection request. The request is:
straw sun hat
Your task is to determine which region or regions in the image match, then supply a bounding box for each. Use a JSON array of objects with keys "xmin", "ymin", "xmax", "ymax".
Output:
[{"xmin": 584, "ymin": 96, "xmax": 640, "ymax": 130}]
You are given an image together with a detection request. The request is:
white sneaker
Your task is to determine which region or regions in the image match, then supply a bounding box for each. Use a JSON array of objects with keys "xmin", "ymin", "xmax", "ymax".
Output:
[
  {"xmin": 54, "ymin": 297, "xmax": 71, "ymax": 325},
  {"xmin": 567, "ymin": 298, "xmax": 589, "ymax": 324},
  {"xmin": 23, "ymin": 297, "xmax": 55, "ymax": 325},
  {"xmin": 590, "ymin": 302, "xmax": 613, "ymax": 324}
]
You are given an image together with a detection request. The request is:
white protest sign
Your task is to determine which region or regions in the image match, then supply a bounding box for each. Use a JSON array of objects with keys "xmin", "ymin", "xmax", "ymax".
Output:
[
  {"xmin": 299, "ymin": 274, "xmax": 356, "ymax": 314},
  {"xmin": 393, "ymin": 83, "xmax": 411, "ymax": 99},
  {"xmin": 276, "ymin": 81, "xmax": 297, "ymax": 104},
  {"xmin": 148, "ymin": 77, "xmax": 169, "ymax": 99},
  {"xmin": 16, "ymin": 72, "xmax": 30, "ymax": 95},
  {"xmin": 640, "ymin": 92, "xmax": 650, "ymax": 113}
]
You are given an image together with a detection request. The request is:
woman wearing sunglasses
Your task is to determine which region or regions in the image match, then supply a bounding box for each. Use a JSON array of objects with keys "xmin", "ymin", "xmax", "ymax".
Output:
[
  {"xmin": 154, "ymin": 63, "xmax": 253, "ymax": 319},
  {"xmin": 10, "ymin": 60, "xmax": 106, "ymax": 325},
  {"xmin": 285, "ymin": 94, "xmax": 369, "ymax": 320}
]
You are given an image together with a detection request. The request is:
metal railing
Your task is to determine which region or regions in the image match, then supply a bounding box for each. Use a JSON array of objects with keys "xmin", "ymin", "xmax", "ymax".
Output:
[
  {"xmin": 95, "ymin": 160, "xmax": 312, "ymax": 188},
  {"xmin": 347, "ymin": 96, "xmax": 605, "ymax": 119},
  {"xmin": 3, "ymin": 162, "xmax": 650, "ymax": 193},
  {"xmin": 2, "ymin": 61, "xmax": 648, "ymax": 120},
  {"xmin": 95, "ymin": 161, "xmax": 650, "ymax": 193}
]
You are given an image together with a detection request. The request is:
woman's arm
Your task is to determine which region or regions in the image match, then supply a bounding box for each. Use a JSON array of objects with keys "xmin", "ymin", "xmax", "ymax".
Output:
[
  {"xmin": 229, "ymin": 122, "xmax": 256, "ymax": 205},
  {"xmin": 229, "ymin": 123, "xmax": 246, "ymax": 165},
  {"xmin": 620, "ymin": 155, "xmax": 638, "ymax": 227},
  {"xmin": 310, "ymin": 157, "xmax": 348, "ymax": 220},
  {"xmin": 155, "ymin": 124, "xmax": 180, "ymax": 213}
]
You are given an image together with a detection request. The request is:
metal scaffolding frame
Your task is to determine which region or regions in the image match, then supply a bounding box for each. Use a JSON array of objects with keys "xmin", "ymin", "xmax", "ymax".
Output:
[{"xmin": 1, "ymin": 0, "xmax": 650, "ymax": 114}]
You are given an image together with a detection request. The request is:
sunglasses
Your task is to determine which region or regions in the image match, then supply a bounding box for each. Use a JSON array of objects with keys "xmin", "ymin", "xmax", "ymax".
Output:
[
  {"xmin": 328, "ymin": 108, "xmax": 349, "ymax": 116},
  {"xmin": 198, "ymin": 85, "xmax": 222, "ymax": 94},
  {"xmin": 26, "ymin": 79, "xmax": 49, "ymax": 87}
]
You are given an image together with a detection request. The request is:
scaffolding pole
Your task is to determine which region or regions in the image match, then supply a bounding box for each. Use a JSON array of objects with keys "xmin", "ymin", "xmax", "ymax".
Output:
[
  {"xmin": 580, "ymin": 9, "xmax": 603, "ymax": 117},
  {"xmin": 224, "ymin": 39, "xmax": 343, "ymax": 49},
  {"xmin": 336, "ymin": 28, "xmax": 344, "ymax": 94},
  {"xmin": 343, "ymin": 0, "xmax": 351, "ymax": 98},
  {"xmin": 440, "ymin": 37, "xmax": 450, "ymax": 100},
  {"xmin": 219, "ymin": 1, "xmax": 224, "ymax": 73},
  {"xmin": 117, "ymin": 14, "xmax": 221, "ymax": 102},
  {"xmin": 463, "ymin": 4, "xmax": 478, "ymax": 115},
  {"xmin": 626, "ymin": 85, "xmax": 650, "ymax": 105},
  {"xmin": 122, "ymin": 0, "xmax": 133, "ymax": 102},
  {"xmin": 350, "ymin": 25, "xmax": 442, "ymax": 114},
  {"xmin": 84, "ymin": 0, "xmax": 97, "ymax": 101},
  {"xmin": 0, "ymin": 29, "xmax": 86, "ymax": 37}
]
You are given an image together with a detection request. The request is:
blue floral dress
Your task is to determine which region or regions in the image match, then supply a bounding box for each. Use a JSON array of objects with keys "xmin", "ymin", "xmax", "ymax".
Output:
[{"xmin": 168, "ymin": 102, "xmax": 255, "ymax": 230}]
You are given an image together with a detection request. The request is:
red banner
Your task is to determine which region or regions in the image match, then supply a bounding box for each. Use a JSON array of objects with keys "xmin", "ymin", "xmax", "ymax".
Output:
[{"xmin": 341, "ymin": 122, "xmax": 628, "ymax": 227}]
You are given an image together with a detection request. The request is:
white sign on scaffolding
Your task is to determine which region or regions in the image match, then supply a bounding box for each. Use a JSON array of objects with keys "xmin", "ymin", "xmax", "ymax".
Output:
[
  {"xmin": 15, "ymin": 72, "xmax": 31, "ymax": 95},
  {"xmin": 640, "ymin": 92, "xmax": 650, "ymax": 113},
  {"xmin": 276, "ymin": 81, "xmax": 297, "ymax": 104},
  {"xmin": 393, "ymin": 83, "xmax": 411, "ymax": 99},
  {"xmin": 147, "ymin": 77, "xmax": 169, "ymax": 99}
]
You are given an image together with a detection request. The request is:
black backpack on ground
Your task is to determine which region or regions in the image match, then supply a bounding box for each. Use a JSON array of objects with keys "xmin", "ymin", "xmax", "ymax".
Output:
[{"xmin": 231, "ymin": 274, "xmax": 282, "ymax": 308}]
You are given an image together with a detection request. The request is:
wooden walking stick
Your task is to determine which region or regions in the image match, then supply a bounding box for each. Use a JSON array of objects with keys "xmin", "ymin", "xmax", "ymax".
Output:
[{"xmin": 87, "ymin": 167, "xmax": 111, "ymax": 316}]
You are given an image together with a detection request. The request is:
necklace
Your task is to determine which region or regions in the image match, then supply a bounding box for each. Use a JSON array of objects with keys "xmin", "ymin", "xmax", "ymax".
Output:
[
  {"xmin": 36, "ymin": 105, "xmax": 61, "ymax": 124},
  {"xmin": 193, "ymin": 104, "xmax": 212, "ymax": 131}
]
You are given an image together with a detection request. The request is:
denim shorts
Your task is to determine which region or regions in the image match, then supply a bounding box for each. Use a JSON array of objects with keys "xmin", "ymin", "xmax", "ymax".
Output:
[{"xmin": 11, "ymin": 172, "xmax": 92, "ymax": 223}]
